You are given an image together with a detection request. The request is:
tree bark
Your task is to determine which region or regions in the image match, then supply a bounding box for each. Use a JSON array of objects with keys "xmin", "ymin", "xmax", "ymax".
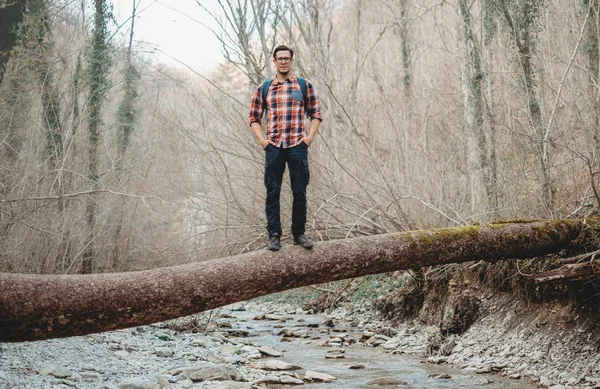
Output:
[
  {"xmin": 0, "ymin": 218, "xmax": 595, "ymax": 342},
  {"xmin": 534, "ymin": 261, "xmax": 600, "ymax": 284},
  {"xmin": 0, "ymin": 0, "xmax": 26, "ymax": 86}
]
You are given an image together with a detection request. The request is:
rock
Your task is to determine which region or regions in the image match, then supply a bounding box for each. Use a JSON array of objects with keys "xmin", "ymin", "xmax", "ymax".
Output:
[
  {"xmin": 259, "ymin": 345, "xmax": 283, "ymax": 357},
  {"xmin": 429, "ymin": 373, "xmax": 451, "ymax": 379},
  {"xmin": 255, "ymin": 375, "xmax": 282, "ymax": 384},
  {"xmin": 157, "ymin": 376, "xmax": 170, "ymax": 387},
  {"xmin": 117, "ymin": 378, "xmax": 160, "ymax": 389},
  {"xmin": 220, "ymin": 343, "xmax": 241, "ymax": 355},
  {"xmin": 361, "ymin": 331, "xmax": 375, "ymax": 340},
  {"xmin": 155, "ymin": 347, "xmax": 174, "ymax": 357},
  {"xmin": 219, "ymin": 383, "xmax": 253, "ymax": 389},
  {"xmin": 349, "ymin": 364, "xmax": 365, "ymax": 369},
  {"xmin": 114, "ymin": 350, "xmax": 130, "ymax": 358},
  {"xmin": 540, "ymin": 376, "xmax": 554, "ymax": 387},
  {"xmin": 280, "ymin": 375, "xmax": 305, "ymax": 384},
  {"xmin": 427, "ymin": 356, "xmax": 448, "ymax": 364},
  {"xmin": 39, "ymin": 365, "xmax": 71, "ymax": 378},
  {"xmin": 304, "ymin": 371, "xmax": 336, "ymax": 382},
  {"xmin": 325, "ymin": 353, "xmax": 345, "ymax": 359},
  {"xmin": 187, "ymin": 366, "xmax": 244, "ymax": 382},
  {"xmin": 441, "ymin": 338, "xmax": 456, "ymax": 356},
  {"xmin": 366, "ymin": 377, "xmax": 408, "ymax": 386},
  {"xmin": 257, "ymin": 359, "xmax": 303, "ymax": 371}
]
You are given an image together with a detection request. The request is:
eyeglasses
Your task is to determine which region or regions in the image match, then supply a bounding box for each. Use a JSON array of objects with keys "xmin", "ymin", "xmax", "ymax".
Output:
[{"xmin": 275, "ymin": 57, "xmax": 292, "ymax": 63}]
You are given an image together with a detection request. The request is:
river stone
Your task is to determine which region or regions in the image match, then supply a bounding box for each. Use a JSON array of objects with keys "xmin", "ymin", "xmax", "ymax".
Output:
[
  {"xmin": 366, "ymin": 377, "xmax": 408, "ymax": 386},
  {"xmin": 540, "ymin": 376, "xmax": 554, "ymax": 387},
  {"xmin": 255, "ymin": 375, "xmax": 282, "ymax": 384},
  {"xmin": 280, "ymin": 375, "xmax": 304, "ymax": 385},
  {"xmin": 349, "ymin": 364, "xmax": 365, "ymax": 369},
  {"xmin": 442, "ymin": 339, "xmax": 457, "ymax": 356},
  {"xmin": 219, "ymin": 383, "xmax": 253, "ymax": 389},
  {"xmin": 304, "ymin": 371, "xmax": 336, "ymax": 382},
  {"xmin": 325, "ymin": 353, "xmax": 345, "ymax": 359},
  {"xmin": 259, "ymin": 345, "xmax": 283, "ymax": 357},
  {"xmin": 220, "ymin": 343, "xmax": 241, "ymax": 355},
  {"xmin": 80, "ymin": 371, "xmax": 101, "ymax": 380},
  {"xmin": 117, "ymin": 378, "xmax": 160, "ymax": 389},
  {"xmin": 259, "ymin": 360, "xmax": 303, "ymax": 371},
  {"xmin": 39, "ymin": 365, "xmax": 71, "ymax": 378},
  {"xmin": 188, "ymin": 366, "xmax": 244, "ymax": 382}
]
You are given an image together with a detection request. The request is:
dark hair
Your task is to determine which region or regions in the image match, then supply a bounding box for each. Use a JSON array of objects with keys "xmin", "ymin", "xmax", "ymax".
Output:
[{"xmin": 273, "ymin": 45, "xmax": 294, "ymax": 59}]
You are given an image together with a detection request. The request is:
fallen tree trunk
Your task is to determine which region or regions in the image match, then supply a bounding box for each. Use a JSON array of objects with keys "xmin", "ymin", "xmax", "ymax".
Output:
[
  {"xmin": 0, "ymin": 218, "xmax": 596, "ymax": 342},
  {"xmin": 534, "ymin": 261, "xmax": 600, "ymax": 284}
]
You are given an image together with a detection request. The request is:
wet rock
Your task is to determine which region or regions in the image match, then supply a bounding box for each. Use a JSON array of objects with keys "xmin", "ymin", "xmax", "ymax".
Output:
[
  {"xmin": 366, "ymin": 377, "xmax": 408, "ymax": 386},
  {"xmin": 324, "ymin": 353, "xmax": 345, "ymax": 359},
  {"xmin": 304, "ymin": 371, "xmax": 336, "ymax": 382},
  {"xmin": 349, "ymin": 364, "xmax": 366, "ymax": 369},
  {"xmin": 429, "ymin": 373, "xmax": 451, "ymax": 379},
  {"xmin": 39, "ymin": 365, "xmax": 71, "ymax": 378}
]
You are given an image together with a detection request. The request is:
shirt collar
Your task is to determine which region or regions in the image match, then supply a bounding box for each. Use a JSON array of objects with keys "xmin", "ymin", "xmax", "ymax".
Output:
[{"xmin": 272, "ymin": 74, "xmax": 297, "ymax": 85}]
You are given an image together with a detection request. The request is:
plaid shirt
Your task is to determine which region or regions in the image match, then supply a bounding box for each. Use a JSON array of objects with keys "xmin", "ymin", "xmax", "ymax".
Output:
[{"xmin": 249, "ymin": 74, "xmax": 322, "ymax": 148}]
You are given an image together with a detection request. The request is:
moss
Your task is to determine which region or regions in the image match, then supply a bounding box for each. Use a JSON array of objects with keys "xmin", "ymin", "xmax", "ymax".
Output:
[{"xmin": 406, "ymin": 226, "xmax": 481, "ymax": 248}]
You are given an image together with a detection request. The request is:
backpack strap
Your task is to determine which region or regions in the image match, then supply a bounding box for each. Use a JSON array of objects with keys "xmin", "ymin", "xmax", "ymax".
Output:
[
  {"xmin": 261, "ymin": 77, "xmax": 308, "ymax": 116},
  {"xmin": 297, "ymin": 77, "xmax": 308, "ymax": 105},
  {"xmin": 261, "ymin": 78, "xmax": 272, "ymax": 111}
]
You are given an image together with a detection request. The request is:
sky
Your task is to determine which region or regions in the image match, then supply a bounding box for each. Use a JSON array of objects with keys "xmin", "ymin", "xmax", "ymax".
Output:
[{"xmin": 111, "ymin": 0, "xmax": 225, "ymax": 72}]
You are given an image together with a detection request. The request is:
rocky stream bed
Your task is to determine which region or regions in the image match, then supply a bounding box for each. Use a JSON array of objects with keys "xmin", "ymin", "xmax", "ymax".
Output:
[{"xmin": 3, "ymin": 296, "xmax": 594, "ymax": 389}]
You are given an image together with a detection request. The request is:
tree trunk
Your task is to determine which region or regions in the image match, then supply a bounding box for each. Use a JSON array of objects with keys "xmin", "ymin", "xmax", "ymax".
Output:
[
  {"xmin": 0, "ymin": 0, "xmax": 26, "ymax": 86},
  {"xmin": 0, "ymin": 218, "xmax": 594, "ymax": 342},
  {"xmin": 458, "ymin": 0, "xmax": 488, "ymax": 221}
]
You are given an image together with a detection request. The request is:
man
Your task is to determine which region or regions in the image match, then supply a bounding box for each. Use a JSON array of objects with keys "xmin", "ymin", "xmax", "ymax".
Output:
[{"xmin": 249, "ymin": 45, "xmax": 322, "ymax": 251}]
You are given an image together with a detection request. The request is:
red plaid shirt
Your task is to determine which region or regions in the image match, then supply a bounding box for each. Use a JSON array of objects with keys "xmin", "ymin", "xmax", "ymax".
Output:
[{"xmin": 249, "ymin": 74, "xmax": 322, "ymax": 148}]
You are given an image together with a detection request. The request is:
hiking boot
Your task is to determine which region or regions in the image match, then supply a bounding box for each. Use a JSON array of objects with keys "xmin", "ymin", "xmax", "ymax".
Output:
[
  {"xmin": 267, "ymin": 236, "xmax": 281, "ymax": 251},
  {"xmin": 293, "ymin": 234, "xmax": 313, "ymax": 249}
]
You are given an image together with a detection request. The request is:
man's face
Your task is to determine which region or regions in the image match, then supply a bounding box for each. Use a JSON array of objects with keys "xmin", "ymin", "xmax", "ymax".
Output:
[{"xmin": 273, "ymin": 50, "xmax": 293, "ymax": 75}]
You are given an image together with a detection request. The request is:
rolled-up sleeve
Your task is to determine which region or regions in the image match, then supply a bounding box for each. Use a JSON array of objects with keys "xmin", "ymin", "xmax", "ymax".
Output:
[
  {"xmin": 249, "ymin": 84, "xmax": 264, "ymax": 126},
  {"xmin": 306, "ymin": 80, "xmax": 322, "ymax": 121}
]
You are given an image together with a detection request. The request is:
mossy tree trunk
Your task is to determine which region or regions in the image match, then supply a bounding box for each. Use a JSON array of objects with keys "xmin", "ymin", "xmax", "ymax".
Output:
[
  {"xmin": 0, "ymin": 218, "xmax": 595, "ymax": 342},
  {"xmin": 0, "ymin": 0, "xmax": 26, "ymax": 86},
  {"xmin": 497, "ymin": 0, "xmax": 553, "ymax": 210},
  {"xmin": 458, "ymin": 0, "xmax": 489, "ymax": 221},
  {"xmin": 82, "ymin": 0, "xmax": 111, "ymax": 274}
]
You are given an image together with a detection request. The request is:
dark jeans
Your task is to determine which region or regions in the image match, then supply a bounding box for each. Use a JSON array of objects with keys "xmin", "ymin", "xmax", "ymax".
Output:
[{"xmin": 264, "ymin": 143, "xmax": 310, "ymax": 238}]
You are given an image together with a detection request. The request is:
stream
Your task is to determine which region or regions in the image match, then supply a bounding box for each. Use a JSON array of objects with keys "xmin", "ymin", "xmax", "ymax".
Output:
[{"xmin": 225, "ymin": 306, "xmax": 538, "ymax": 388}]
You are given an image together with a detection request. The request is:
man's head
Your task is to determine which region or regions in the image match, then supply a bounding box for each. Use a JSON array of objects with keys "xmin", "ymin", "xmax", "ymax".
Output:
[{"xmin": 272, "ymin": 45, "xmax": 294, "ymax": 76}]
